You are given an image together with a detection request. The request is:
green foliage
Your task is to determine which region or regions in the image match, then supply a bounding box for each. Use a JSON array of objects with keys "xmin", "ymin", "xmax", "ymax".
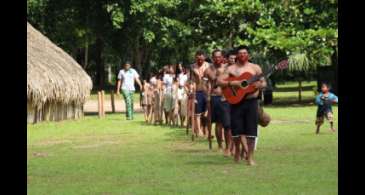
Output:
[
  {"xmin": 288, "ymin": 53, "xmax": 311, "ymax": 72},
  {"xmin": 28, "ymin": 0, "xmax": 337, "ymax": 84},
  {"xmin": 106, "ymin": 3, "xmax": 124, "ymax": 29}
]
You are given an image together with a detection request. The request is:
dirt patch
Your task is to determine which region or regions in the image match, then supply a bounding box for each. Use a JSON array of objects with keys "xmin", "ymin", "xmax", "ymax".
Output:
[
  {"xmin": 270, "ymin": 119, "xmax": 311, "ymax": 124},
  {"xmin": 32, "ymin": 152, "xmax": 48, "ymax": 157},
  {"xmin": 31, "ymin": 140, "xmax": 72, "ymax": 147},
  {"xmin": 72, "ymin": 141, "xmax": 119, "ymax": 149}
]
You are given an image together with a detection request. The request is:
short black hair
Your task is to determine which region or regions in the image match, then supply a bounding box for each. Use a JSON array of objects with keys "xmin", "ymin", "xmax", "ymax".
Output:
[
  {"xmin": 321, "ymin": 82, "xmax": 331, "ymax": 88},
  {"xmin": 235, "ymin": 45, "xmax": 249, "ymax": 54},
  {"xmin": 195, "ymin": 50, "xmax": 206, "ymax": 57},
  {"xmin": 211, "ymin": 49, "xmax": 222, "ymax": 56},
  {"xmin": 225, "ymin": 49, "xmax": 236, "ymax": 58},
  {"xmin": 123, "ymin": 61, "xmax": 132, "ymax": 67}
]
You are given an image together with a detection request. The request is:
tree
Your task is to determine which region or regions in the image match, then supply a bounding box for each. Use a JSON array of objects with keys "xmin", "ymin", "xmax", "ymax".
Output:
[
  {"xmin": 288, "ymin": 53, "xmax": 311, "ymax": 102},
  {"xmin": 28, "ymin": 0, "xmax": 337, "ymax": 95}
]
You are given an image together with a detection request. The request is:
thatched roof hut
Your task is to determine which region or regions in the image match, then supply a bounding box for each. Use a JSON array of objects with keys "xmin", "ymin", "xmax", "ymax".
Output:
[{"xmin": 27, "ymin": 22, "xmax": 92, "ymax": 123}]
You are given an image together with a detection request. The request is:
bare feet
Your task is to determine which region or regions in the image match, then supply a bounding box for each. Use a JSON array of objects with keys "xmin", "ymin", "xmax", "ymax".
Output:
[
  {"xmin": 223, "ymin": 148, "xmax": 231, "ymax": 157},
  {"xmin": 234, "ymin": 155, "xmax": 240, "ymax": 163},
  {"xmin": 247, "ymin": 159, "xmax": 256, "ymax": 166},
  {"xmin": 331, "ymin": 128, "xmax": 336, "ymax": 132}
]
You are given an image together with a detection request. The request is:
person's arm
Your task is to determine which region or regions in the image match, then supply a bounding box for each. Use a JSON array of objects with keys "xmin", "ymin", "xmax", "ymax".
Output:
[
  {"xmin": 315, "ymin": 94, "xmax": 323, "ymax": 105},
  {"xmin": 330, "ymin": 93, "xmax": 338, "ymax": 103},
  {"xmin": 133, "ymin": 69, "xmax": 143, "ymax": 90},
  {"xmin": 116, "ymin": 80, "xmax": 122, "ymax": 95},
  {"xmin": 253, "ymin": 65, "xmax": 267, "ymax": 89},
  {"xmin": 190, "ymin": 65, "xmax": 202, "ymax": 81},
  {"xmin": 135, "ymin": 77, "xmax": 142, "ymax": 91},
  {"xmin": 217, "ymin": 66, "xmax": 232, "ymax": 87},
  {"xmin": 116, "ymin": 70, "xmax": 123, "ymax": 95},
  {"xmin": 204, "ymin": 67, "xmax": 215, "ymax": 81}
]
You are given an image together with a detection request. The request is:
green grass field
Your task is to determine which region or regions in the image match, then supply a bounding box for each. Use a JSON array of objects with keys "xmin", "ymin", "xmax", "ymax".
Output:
[
  {"xmin": 28, "ymin": 81, "xmax": 338, "ymax": 194},
  {"xmin": 27, "ymin": 105, "xmax": 337, "ymax": 194}
]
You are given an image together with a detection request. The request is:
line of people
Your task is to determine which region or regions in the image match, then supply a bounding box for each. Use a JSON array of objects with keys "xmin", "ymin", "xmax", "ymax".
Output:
[
  {"xmin": 117, "ymin": 45, "xmax": 268, "ymax": 165},
  {"xmin": 141, "ymin": 63, "xmax": 189, "ymax": 127}
]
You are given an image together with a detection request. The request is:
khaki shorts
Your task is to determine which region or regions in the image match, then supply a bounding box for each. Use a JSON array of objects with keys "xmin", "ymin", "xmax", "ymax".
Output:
[
  {"xmin": 316, "ymin": 112, "xmax": 334, "ymax": 125},
  {"xmin": 163, "ymin": 93, "xmax": 174, "ymax": 112}
]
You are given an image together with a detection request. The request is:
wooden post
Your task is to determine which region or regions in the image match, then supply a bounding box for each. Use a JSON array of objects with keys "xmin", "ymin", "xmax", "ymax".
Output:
[
  {"xmin": 298, "ymin": 79, "xmax": 302, "ymax": 103},
  {"xmin": 191, "ymin": 87, "xmax": 196, "ymax": 141},
  {"xmin": 98, "ymin": 91, "xmax": 102, "ymax": 118},
  {"xmin": 185, "ymin": 97, "xmax": 190, "ymax": 135},
  {"xmin": 111, "ymin": 90, "xmax": 115, "ymax": 113},
  {"xmin": 207, "ymin": 95, "xmax": 212, "ymax": 150},
  {"xmin": 101, "ymin": 90, "xmax": 105, "ymax": 117}
]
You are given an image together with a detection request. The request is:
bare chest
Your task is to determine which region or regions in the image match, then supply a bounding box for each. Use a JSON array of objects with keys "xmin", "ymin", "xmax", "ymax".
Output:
[{"xmin": 230, "ymin": 66, "xmax": 256, "ymax": 77}]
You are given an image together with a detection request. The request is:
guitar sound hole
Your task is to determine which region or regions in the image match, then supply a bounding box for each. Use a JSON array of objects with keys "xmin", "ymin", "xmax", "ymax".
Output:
[{"xmin": 241, "ymin": 80, "xmax": 248, "ymax": 88}]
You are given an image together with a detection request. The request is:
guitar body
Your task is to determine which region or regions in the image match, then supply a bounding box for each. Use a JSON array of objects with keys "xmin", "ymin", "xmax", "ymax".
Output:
[{"xmin": 222, "ymin": 72, "xmax": 257, "ymax": 104}]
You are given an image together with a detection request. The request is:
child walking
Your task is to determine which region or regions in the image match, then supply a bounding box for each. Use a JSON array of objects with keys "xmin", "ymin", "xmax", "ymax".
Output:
[{"xmin": 315, "ymin": 83, "xmax": 338, "ymax": 134}]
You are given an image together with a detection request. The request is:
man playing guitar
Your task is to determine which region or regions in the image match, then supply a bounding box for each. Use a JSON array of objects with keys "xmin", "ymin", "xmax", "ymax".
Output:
[{"xmin": 217, "ymin": 45, "xmax": 266, "ymax": 165}]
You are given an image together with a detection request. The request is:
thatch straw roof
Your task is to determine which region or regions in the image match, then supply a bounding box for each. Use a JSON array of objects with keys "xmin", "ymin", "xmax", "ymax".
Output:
[{"xmin": 27, "ymin": 22, "xmax": 92, "ymax": 108}]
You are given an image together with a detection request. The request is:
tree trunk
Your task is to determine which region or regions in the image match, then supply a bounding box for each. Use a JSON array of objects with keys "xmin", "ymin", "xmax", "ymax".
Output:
[
  {"xmin": 84, "ymin": 38, "xmax": 89, "ymax": 69},
  {"xmin": 134, "ymin": 46, "xmax": 143, "ymax": 75},
  {"xmin": 331, "ymin": 46, "xmax": 338, "ymax": 94},
  {"xmin": 75, "ymin": 48, "xmax": 83, "ymax": 65},
  {"xmin": 298, "ymin": 79, "xmax": 302, "ymax": 103},
  {"xmin": 227, "ymin": 31, "xmax": 234, "ymax": 48},
  {"xmin": 95, "ymin": 36, "xmax": 105, "ymax": 90},
  {"xmin": 141, "ymin": 46, "xmax": 151, "ymax": 79},
  {"xmin": 107, "ymin": 64, "xmax": 112, "ymax": 84}
]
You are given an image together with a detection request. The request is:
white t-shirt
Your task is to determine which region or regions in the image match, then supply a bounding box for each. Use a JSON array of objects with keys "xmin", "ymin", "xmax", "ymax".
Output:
[
  {"xmin": 178, "ymin": 73, "xmax": 188, "ymax": 87},
  {"xmin": 117, "ymin": 68, "xmax": 139, "ymax": 91},
  {"xmin": 163, "ymin": 74, "xmax": 174, "ymax": 94},
  {"xmin": 150, "ymin": 76, "xmax": 157, "ymax": 87}
]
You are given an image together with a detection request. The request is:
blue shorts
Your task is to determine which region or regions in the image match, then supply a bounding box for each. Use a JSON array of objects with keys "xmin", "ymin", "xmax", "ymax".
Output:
[
  {"xmin": 211, "ymin": 96, "xmax": 231, "ymax": 130},
  {"xmin": 195, "ymin": 91, "xmax": 207, "ymax": 114}
]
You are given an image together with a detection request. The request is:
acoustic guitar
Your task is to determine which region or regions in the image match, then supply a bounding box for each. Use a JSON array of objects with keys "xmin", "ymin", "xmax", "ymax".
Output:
[{"xmin": 222, "ymin": 59, "xmax": 289, "ymax": 104}]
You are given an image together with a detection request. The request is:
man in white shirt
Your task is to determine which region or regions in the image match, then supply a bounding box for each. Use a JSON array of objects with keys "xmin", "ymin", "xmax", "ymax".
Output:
[{"xmin": 116, "ymin": 62, "xmax": 142, "ymax": 120}]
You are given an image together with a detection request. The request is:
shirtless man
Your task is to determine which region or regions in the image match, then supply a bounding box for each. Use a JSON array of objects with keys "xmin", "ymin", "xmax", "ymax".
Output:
[
  {"xmin": 227, "ymin": 52, "xmax": 236, "ymax": 66},
  {"xmin": 218, "ymin": 45, "xmax": 266, "ymax": 165},
  {"xmin": 204, "ymin": 49, "xmax": 232, "ymax": 156},
  {"xmin": 189, "ymin": 50, "xmax": 210, "ymax": 137}
]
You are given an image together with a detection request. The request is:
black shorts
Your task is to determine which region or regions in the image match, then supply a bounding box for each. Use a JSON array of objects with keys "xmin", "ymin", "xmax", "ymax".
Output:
[
  {"xmin": 211, "ymin": 96, "xmax": 231, "ymax": 130},
  {"xmin": 195, "ymin": 91, "xmax": 207, "ymax": 114},
  {"xmin": 230, "ymin": 98, "xmax": 258, "ymax": 138}
]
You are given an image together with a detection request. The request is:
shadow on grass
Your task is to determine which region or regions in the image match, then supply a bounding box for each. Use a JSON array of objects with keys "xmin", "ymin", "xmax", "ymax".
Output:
[
  {"xmin": 184, "ymin": 157, "xmax": 232, "ymax": 165},
  {"xmin": 300, "ymin": 132, "xmax": 336, "ymax": 136},
  {"xmin": 274, "ymin": 85, "xmax": 315, "ymax": 92},
  {"xmin": 84, "ymin": 111, "xmax": 143, "ymax": 116},
  {"xmin": 265, "ymin": 100, "xmax": 315, "ymax": 108}
]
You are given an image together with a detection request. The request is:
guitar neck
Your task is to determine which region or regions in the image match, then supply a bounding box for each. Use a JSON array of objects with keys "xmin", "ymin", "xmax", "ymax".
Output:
[{"xmin": 247, "ymin": 64, "xmax": 277, "ymax": 84}]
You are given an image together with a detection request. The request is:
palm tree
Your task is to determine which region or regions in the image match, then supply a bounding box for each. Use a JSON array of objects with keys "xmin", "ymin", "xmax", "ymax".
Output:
[{"xmin": 287, "ymin": 53, "xmax": 313, "ymax": 102}]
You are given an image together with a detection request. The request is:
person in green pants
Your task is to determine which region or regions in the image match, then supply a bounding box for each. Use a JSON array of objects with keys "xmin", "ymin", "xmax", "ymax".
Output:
[{"xmin": 116, "ymin": 62, "xmax": 142, "ymax": 120}]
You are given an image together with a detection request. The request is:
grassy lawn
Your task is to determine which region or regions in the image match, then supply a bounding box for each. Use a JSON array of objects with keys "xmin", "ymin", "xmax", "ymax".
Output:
[
  {"xmin": 28, "ymin": 80, "xmax": 337, "ymax": 194},
  {"xmin": 27, "ymin": 105, "xmax": 337, "ymax": 194}
]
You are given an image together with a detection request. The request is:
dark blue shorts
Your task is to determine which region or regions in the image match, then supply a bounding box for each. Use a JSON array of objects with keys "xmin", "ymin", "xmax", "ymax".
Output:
[
  {"xmin": 211, "ymin": 96, "xmax": 231, "ymax": 130},
  {"xmin": 195, "ymin": 91, "xmax": 207, "ymax": 114}
]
